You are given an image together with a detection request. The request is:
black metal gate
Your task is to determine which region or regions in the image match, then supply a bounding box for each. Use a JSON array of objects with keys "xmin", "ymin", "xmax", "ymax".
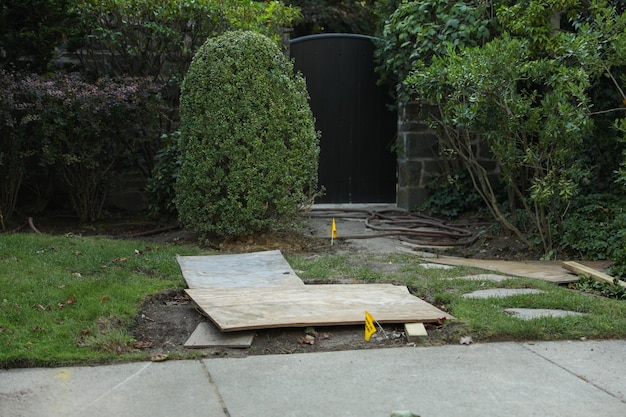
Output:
[{"xmin": 290, "ymin": 34, "xmax": 397, "ymax": 204}]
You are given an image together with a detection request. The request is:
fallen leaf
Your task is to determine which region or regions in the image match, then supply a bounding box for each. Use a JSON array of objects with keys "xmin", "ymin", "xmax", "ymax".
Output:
[
  {"xmin": 135, "ymin": 340, "xmax": 154, "ymax": 349},
  {"xmin": 100, "ymin": 295, "xmax": 108, "ymax": 302},
  {"xmin": 297, "ymin": 334, "xmax": 315, "ymax": 345},
  {"xmin": 80, "ymin": 328, "xmax": 91, "ymax": 335},
  {"xmin": 72, "ymin": 272, "xmax": 81, "ymax": 278},
  {"xmin": 65, "ymin": 296, "xmax": 76, "ymax": 305},
  {"xmin": 151, "ymin": 353, "xmax": 168, "ymax": 362},
  {"xmin": 318, "ymin": 332, "xmax": 332, "ymax": 340}
]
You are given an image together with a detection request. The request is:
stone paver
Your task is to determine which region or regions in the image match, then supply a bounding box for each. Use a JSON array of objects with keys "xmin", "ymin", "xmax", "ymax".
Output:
[
  {"xmin": 453, "ymin": 273, "xmax": 512, "ymax": 282},
  {"xmin": 505, "ymin": 308, "xmax": 585, "ymax": 320},
  {"xmin": 462, "ymin": 288, "xmax": 545, "ymax": 299}
]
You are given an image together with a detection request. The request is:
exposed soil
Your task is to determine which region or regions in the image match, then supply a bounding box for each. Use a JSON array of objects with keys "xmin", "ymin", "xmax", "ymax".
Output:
[{"xmin": 6, "ymin": 208, "xmax": 541, "ymax": 358}]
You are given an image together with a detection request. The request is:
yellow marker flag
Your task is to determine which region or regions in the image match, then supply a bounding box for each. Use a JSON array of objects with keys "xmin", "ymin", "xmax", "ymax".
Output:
[
  {"xmin": 330, "ymin": 218, "xmax": 337, "ymax": 239},
  {"xmin": 365, "ymin": 310, "xmax": 377, "ymax": 341}
]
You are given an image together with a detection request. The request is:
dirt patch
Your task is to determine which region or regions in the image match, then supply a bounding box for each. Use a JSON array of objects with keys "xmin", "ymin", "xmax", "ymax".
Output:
[{"xmin": 131, "ymin": 288, "xmax": 459, "ymax": 358}]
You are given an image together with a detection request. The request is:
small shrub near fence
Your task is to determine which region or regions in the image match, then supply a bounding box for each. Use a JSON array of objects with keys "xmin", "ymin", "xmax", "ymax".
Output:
[{"xmin": 0, "ymin": 70, "xmax": 162, "ymax": 224}]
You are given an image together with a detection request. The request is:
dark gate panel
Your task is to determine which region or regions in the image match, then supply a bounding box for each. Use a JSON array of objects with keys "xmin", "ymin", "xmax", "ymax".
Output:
[{"xmin": 290, "ymin": 34, "xmax": 397, "ymax": 204}]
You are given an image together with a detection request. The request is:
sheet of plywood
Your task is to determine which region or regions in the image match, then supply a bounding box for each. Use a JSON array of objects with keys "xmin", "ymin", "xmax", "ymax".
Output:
[
  {"xmin": 427, "ymin": 257, "xmax": 578, "ymax": 284},
  {"xmin": 177, "ymin": 250, "xmax": 304, "ymax": 289},
  {"xmin": 184, "ymin": 322, "xmax": 254, "ymax": 348},
  {"xmin": 186, "ymin": 284, "xmax": 454, "ymax": 332}
]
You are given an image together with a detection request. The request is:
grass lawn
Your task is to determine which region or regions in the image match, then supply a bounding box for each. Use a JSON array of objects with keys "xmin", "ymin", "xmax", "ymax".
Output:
[
  {"xmin": 288, "ymin": 253, "xmax": 626, "ymax": 343},
  {"xmin": 2, "ymin": 234, "xmax": 626, "ymax": 368},
  {"xmin": 0, "ymin": 233, "xmax": 208, "ymax": 368}
]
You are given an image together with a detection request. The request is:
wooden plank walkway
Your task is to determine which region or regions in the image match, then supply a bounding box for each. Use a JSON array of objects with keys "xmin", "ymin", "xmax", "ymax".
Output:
[
  {"xmin": 186, "ymin": 284, "xmax": 454, "ymax": 332},
  {"xmin": 427, "ymin": 257, "xmax": 578, "ymax": 284}
]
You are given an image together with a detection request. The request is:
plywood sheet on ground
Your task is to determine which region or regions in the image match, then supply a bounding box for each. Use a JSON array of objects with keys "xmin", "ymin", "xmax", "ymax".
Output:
[
  {"xmin": 427, "ymin": 257, "xmax": 578, "ymax": 284},
  {"xmin": 186, "ymin": 284, "xmax": 454, "ymax": 332},
  {"xmin": 177, "ymin": 250, "xmax": 304, "ymax": 289},
  {"xmin": 184, "ymin": 322, "xmax": 253, "ymax": 348}
]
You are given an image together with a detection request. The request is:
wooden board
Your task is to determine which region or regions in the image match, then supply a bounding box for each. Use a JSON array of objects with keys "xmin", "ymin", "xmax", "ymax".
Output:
[
  {"xmin": 186, "ymin": 284, "xmax": 454, "ymax": 332},
  {"xmin": 177, "ymin": 250, "xmax": 304, "ymax": 289},
  {"xmin": 427, "ymin": 257, "xmax": 578, "ymax": 284},
  {"xmin": 404, "ymin": 323, "xmax": 428, "ymax": 342},
  {"xmin": 562, "ymin": 261, "xmax": 626, "ymax": 288},
  {"xmin": 184, "ymin": 322, "xmax": 254, "ymax": 348}
]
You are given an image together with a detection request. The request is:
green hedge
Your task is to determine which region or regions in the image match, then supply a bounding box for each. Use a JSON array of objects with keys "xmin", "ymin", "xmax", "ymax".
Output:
[{"xmin": 175, "ymin": 31, "xmax": 320, "ymax": 237}]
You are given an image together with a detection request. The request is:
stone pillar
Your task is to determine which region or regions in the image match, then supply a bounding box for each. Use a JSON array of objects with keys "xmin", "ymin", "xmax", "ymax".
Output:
[
  {"xmin": 396, "ymin": 100, "xmax": 441, "ymax": 209},
  {"xmin": 396, "ymin": 100, "xmax": 501, "ymax": 211}
]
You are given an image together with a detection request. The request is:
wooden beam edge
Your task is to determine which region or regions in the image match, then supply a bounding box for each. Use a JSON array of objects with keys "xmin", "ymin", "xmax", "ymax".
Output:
[{"xmin": 562, "ymin": 261, "xmax": 626, "ymax": 288}]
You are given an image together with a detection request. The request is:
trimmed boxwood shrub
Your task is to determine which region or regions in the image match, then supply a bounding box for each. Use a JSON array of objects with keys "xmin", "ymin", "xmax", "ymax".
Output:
[{"xmin": 175, "ymin": 30, "xmax": 320, "ymax": 237}]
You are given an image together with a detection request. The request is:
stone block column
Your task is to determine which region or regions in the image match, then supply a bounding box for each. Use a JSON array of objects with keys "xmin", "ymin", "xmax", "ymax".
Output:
[{"xmin": 396, "ymin": 101, "xmax": 441, "ymax": 209}]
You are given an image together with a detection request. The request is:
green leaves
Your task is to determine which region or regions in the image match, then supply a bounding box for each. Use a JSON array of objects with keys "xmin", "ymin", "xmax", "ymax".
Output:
[
  {"xmin": 0, "ymin": 71, "xmax": 162, "ymax": 222},
  {"xmin": 176, "ymin": 31, "xmax": 320, "ymax": 237},
  {"xmin": 375, "ymin": 0, "xmax": 495, "ymax": 101},
  {"xmin": 71, "ymin": 0, "xmax": 297, "ymax": 81}
]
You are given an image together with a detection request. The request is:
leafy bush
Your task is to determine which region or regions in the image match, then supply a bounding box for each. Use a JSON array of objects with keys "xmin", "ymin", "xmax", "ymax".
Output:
[
  {"xmin": 70, "ymin": 0, "xmax": 300, "ymax": 82},
  {"xmin": 0, "ymin": 0, "xmax": 80, "ymax": 72},
  {"xmin": 573, "ymin": 275, "xmax": 626, "ymax": 299},
  {"xmin": 403, "ymin": 0, "xmax": 626, "ymax": 254},
  {"xmin": 561, "ymin": 194, "xmax": 624, "ymax": 257},
  {"xmin": 0, "ymin": 71, "xmax": 38, "ymax": 225},
  {"xmin": 407, "ymin": 34, "xmax": 594, "ymax": 250},
  {"xmin": 0, "ymin": 71, "xmax": 162, "ymax": 222},
  {"xmin": 419, "ymin": 171, "xmax": 483, "ymax": 217},
  {"xmin": 375, "ymin": 0, "xmax": 495, "ymax": 100},
  {"xmin": 146, "ymin": 131, "xmax": 182, "ymax": 218},
  {"xmin": 175, "ymin": 30, "xmax": 320, "ymax": 237},
  {"xmin": 287, "ymin": 0, "xmax": 380, "ymax": 37}
]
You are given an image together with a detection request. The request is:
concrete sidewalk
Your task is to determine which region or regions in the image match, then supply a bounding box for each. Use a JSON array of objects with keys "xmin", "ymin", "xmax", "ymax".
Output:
[{"xmin": 2, "ymin": 340, "xmax": 625, "ymax": 417}]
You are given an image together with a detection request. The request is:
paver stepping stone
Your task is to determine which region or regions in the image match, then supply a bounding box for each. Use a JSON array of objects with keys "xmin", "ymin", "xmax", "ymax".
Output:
[
  {"xmin": 505, "ymin": 308, "xmax": 585, "ymax": 320},
  {"xmin": 462, "ymin": 288, "xmax": 545, "ymax": 299},
  {"xmin": 184, "ymin": 321, "xmax": 253, "ymax": 348},
  {"xmin": 419, "ymin": 263, "xmax": 454, "ymax": 270},
  {"xmin": 452, "ymin": 274, "xmax": 511, "ymax": 282}
]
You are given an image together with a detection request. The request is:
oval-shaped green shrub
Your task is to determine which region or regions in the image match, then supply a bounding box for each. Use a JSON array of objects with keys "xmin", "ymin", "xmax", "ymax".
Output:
[{"xmin": 175, "ymin": 30, "xmax": 320, "ymax": 237}]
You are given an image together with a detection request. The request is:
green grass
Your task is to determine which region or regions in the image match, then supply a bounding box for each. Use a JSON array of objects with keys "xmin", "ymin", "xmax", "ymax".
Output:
[
  {"xmin": 0, "ymin": 233, "xmax": 209, "ymax": 368},
  {"xmin": 3, "ymin": 234, "xmax": 626, "ymax": 368},
  {"xmin": 287, "ymin": 253, "xmax": 626, "ymax": 343}
]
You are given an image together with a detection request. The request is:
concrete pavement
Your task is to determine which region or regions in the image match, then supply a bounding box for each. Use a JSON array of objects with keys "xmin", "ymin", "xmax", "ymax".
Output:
[{"xmin": 2, "ymin": 340, "xmax": 625, "ymax": 417}]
